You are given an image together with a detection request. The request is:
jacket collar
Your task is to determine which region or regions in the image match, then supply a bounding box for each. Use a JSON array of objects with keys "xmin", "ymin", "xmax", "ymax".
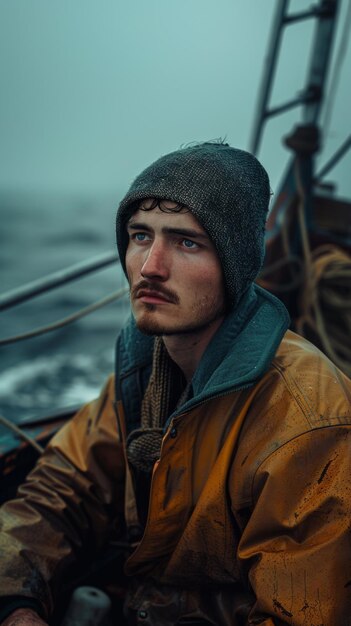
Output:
[
  {"xmin": 189, "ymin": 284, "xmax": 290, "ymax": 407},
  {"xmin": 116, "ymin": 284, "xmax": 289, "ymax": 410}
]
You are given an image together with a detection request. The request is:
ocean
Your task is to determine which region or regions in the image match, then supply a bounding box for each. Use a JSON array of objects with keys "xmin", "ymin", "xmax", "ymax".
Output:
[{"xmin": 0, "ymin": 190, "xmax": 130, "ymax": 424}]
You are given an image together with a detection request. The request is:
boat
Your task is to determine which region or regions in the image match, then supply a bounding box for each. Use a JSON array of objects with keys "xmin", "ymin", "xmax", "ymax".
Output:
[
  {"xmin": 251, "ymin": 0, "xmax": 351, "ymax": 377},
  {"xmin": 0, "ymin": 0, "xmax": 350, "ymax": 621}
]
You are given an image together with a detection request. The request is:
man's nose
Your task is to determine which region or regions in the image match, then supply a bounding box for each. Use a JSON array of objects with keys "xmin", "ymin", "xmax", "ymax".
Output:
[{"xmin": 140, "ymin": 241, "xmax": 169, "ymax": 281}]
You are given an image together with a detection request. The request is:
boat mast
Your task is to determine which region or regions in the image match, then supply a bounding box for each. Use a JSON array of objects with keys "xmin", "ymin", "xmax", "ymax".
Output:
[{"xmin": 250, "ymin": 0, "xmax": 339, "ymax": 157}]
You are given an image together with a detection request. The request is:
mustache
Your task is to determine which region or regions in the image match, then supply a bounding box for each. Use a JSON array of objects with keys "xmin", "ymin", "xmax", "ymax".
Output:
[{"xmin": 131, "ymin": 280, "xmax": 179, "ymax": 304}]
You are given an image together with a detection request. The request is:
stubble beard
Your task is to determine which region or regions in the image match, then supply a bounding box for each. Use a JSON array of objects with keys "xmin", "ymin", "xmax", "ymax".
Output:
[{"xmin": 133, "ymin": 295, "xmax": 226, "ymax": 338}]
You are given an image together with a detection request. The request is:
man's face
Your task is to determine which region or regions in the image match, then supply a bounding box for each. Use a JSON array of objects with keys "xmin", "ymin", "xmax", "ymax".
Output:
[{"xmin": 125, "ymin": 199, "xmax": 226, "ymax": 337}]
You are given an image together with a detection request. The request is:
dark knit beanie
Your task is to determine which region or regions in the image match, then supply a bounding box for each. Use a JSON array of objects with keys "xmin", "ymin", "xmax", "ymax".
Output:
[{"xmin": 116, "ymin": 142, "xmax": 270, "ymax": 307}]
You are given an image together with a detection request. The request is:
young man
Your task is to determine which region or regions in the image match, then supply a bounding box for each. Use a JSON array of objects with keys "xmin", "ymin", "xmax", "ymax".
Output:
[{"xmin": 1, "ymin": 142, "xmax": 351, "ymax": 625}]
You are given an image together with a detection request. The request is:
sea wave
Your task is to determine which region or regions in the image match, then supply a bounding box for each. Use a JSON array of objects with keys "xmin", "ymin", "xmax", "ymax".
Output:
[
  {"xmin": 0, "ymin": 190, "xmax": 126, "ymax": 424},
  {"xmin": 0, "ymin": 342, "xmax": 115, "ymax": 423}
]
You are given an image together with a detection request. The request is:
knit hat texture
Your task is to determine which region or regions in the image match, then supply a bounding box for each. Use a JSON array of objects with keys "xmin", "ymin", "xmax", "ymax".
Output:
[{"xmin": 116, "ymin": 142, "xmax": 270, "ymax": 307}]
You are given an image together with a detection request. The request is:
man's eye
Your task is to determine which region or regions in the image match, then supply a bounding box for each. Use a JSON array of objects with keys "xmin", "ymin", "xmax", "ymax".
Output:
[
  {"xmin": 133, "ymin": 233, "xmax": 148, "ymax": 242},
  {"xmin": 182, "ymin": 239, "xmax": 198, "ymax": 249}
]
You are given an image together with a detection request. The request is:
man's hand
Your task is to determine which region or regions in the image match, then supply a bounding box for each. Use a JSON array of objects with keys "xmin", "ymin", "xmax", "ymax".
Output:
[{"xmin": 1, "ymin": 608, "xmax": 48, "ymax": 626}]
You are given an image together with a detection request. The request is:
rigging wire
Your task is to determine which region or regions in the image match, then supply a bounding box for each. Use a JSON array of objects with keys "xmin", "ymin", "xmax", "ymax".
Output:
[
  {"xmin": 320, "ymin": 0, "xmax": 351, "ymax": 147},
  {"xmin": 0, "ymin": 251, "xmax": 118, "ymax": 312},
  {"xmin": 316, "ymin": 133, "xmax": 351, "ymax": 180},
  {"xmin": 0, "ymin": 286, "xmax": 129, "ymax": 451},
  {"xmin": 259, "ymin": 163, "xmax": 351, "ymax": 378},
  {"xmin": 0, "ymin": 412, "xmax": 44, "ymax": 455},
  {"xmin": 294, "ymin": 162, "xmax": 351, "ymax": 378},
  {"xmin": 0, "ymin": 286, "xmax": 129, "ymax": 347},
  {"xmin": 259, "ymin": 254, "xmax": 305, "ymax": 292}
]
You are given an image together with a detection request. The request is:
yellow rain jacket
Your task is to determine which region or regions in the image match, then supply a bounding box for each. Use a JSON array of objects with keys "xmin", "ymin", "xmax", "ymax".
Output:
[{"xmin": 0, "ymin": 285, "xmax": 351, "ymax": 625}]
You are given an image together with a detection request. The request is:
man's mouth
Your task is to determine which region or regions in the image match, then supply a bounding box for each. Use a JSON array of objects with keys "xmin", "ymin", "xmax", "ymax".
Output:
[
  {"xmin": 132, "ymin": 282, "xmax": 179, "ymax": 305},
  {"xmin": 136, "ymin": 289, "xmax": 174, "ymax": 304}
]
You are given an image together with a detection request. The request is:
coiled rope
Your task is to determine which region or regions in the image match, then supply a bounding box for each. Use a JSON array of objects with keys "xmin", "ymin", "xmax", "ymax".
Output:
[
  {"xmin": 296, "ymin": 243, "xmax": 351, "ymax": 377},
  {"xmin": 260, "ymin": 161, "xmax": 351, "ymax": 378},
  {"xmin": 294, "ymin": 161, "xmax": 351, "ymax": 377}
]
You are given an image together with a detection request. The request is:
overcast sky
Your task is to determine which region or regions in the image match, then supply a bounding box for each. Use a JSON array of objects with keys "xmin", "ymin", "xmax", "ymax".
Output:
[{"xmin": 0, "ymin": 0, "xmax": 350, "ymax": 200}]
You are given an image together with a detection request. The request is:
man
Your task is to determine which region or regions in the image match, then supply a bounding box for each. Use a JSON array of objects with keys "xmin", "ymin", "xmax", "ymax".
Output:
[{"xmin": 0, "ymin": 142, "xmax": 351, "ymax": 625}]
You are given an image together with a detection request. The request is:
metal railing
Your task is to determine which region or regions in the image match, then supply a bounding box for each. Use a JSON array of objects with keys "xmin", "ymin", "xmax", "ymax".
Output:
[
  {"xmin": 0, "ymin": 251, "xmax": 119, "ymax": 311},
  {"xmin": 0, "ymin": 251, "xmax": 129, "ymax": 346}
]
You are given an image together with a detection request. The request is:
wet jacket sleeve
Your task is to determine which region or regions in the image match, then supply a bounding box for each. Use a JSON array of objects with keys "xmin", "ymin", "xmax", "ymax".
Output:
[
  {"xmin": 0, "ymin": 375, "xmax": 125, "ymax": 619},
  {"xmin": 236, "ymin": 425, "xmax": 351, "ymax": 625}
]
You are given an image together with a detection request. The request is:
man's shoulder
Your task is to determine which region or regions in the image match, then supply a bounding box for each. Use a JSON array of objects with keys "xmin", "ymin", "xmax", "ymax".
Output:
[
  {"xmin": 236, "ymin": 332, "xmax": 351, "ymax": 466},
  {"xmin": 271, "ymin": 329, "xmax": 351, "ymax": 428},
  {"xmin": 235, "ymin": 328, "xmax": 351, "ymax": 460},
  {"xmin": 275, "ymin": 328, "xmax": 338, "ymax": 369},
  {"xmin": 231, "ymin": 331, "xmax": 351, "ymax": 507}
]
